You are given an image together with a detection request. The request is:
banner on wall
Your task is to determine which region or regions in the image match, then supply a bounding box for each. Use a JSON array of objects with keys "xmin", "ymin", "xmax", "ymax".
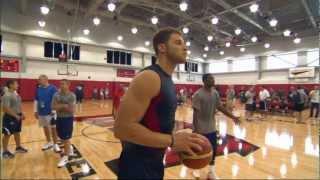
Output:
[
  {"xmin": 117, "ymin": 69, "xmax": 135, "ymax": 78},
  {"xmin": 289, "ymin": 67, "xmax": 315, "ymax": 78},
  {"xmin": 0, "ymin": 57, "xmax": 20, "ymax": 72}
]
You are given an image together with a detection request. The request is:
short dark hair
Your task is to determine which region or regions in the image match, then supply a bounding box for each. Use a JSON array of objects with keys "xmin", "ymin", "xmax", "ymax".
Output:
[
  {"xmin": 202, "ymin": 73, "xmax": 212, "ymax": 83},
  {"xmin": 6, "ymin": 79, "xmax": 17, "ymax": 88},
  {"xmin": 153, "ymin": 27, "xmax": 181, "ymax": 55}
]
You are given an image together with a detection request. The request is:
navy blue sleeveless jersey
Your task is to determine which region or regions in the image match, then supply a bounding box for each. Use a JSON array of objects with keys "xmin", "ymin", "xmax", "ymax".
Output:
[{"xmin": 118, "ymin": 64, "xmax": 177, "ymax": 179}]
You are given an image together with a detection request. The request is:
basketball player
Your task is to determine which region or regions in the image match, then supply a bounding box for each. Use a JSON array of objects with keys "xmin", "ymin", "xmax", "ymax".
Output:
[
  {"xmin": 192, "ymin": 74, "xmax": 240, "ymax": 179},
  {"xmin": 226, "ymin": 85, "xmax": 236, "ymax": 112},
  {"xmin": 74, "ymin": 84, "xmax": 84, "ymax": 112},
  {"xmin": 2, "ymin": 80, "xmax": 28, "ymax": 159},
  {"xmin": 114, "ymin": 28, "xmax": 207, "ymax": 179},
  {"xmin": 52, "ymin": 79, "xmax": 76, "ymax": 167},
  {"xmin": 245, "ymin": 86, "xmax": 256, "ymax": 121},
  {"xmin": 258, "ymin": 86, "xmax": 270, "ymax": 119},
  {"xmin": 34, "ymin": 75, "xmax": 60, "ymax": 152}
]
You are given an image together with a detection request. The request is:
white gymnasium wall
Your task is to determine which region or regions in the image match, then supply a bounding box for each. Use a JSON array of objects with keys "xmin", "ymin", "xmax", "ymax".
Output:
[
  {"xmin": 206, "ymin": 35, "xmax": 319, "ymax": 85},
  {"xmin": 1, "ymin": 32, "xmax": 203, "ymax": 84},
  {"xmin": 2, "ymin": 33, "xmax": 21, "ymax": 57}
]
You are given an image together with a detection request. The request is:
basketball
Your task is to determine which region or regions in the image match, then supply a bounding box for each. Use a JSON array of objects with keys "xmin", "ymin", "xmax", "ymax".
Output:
[{"xmin": 180, "ymin": 137, "xmax": 213, "ymax": 169}]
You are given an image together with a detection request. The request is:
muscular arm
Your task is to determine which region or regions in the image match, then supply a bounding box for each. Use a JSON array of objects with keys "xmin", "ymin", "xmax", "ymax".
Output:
[
  {"xmin": 3, "ymin": 106, "xmax": 19, "ymax": 118},
  {"xmin": 52, "ymin": 95, "xmax": 68, "ymax": 111},
  {"xmin": 114, "ymin": 70, "xmax": 172, "ymax": 148},
  {"xmin": 2, "ymin": 96, "xmax": 19, "ymax": 118},
  {"xmin": 217, "ymin": 105, "xmax": 237, "ymax": 120}
]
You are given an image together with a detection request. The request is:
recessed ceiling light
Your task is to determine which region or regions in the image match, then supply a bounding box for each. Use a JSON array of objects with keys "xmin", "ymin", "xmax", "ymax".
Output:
[
  {"xmin": 269, "ymin": 18, "xmax": 278, "ymax": 27},
  {"xmin": 283, "ymin": 29, "xmax": 291, "ymax": 37},
  {"xmin": 264, "ymin": 43, "xmax": 270, "ymax": 48},
  {"xmin": 235, "ymin": 28, "xmax": 242, "ymax": 35},
  {"xmin": 219, "ymin": 51, "xmax": 224, "ymax": 55},
  {"xmin": 225, "ymin": 42, "xmax": 231, "ymax": 47},
  {"xmin": 107, "ymin": 2, "xmax": 116, "ymax": 12},
  {"xmin": 251, "ymin": 36, "xmax": 258, "ymax": 43},
  {"xmin": 182, "ymin": 27, "xmax": 189, "ymax": 34},
  {"xmin": 249, "ymin": 3, "xmax": 259, "ymax": 13},
  {"xmin": 293, "ymin": 37, "xmax": 301, "ymax": 44},
  {"xmin": 240, "ymin": 47, "xmax": 246, "ymax": 52},
  {"xmin": 117, "ymin": 35, "xmax": 123, "ymax": 41},
  {"xmin": 131, "ymin": 27, "xmax": 138, "ymax": 34},
  {"xmin": 207, "ymin": 35, "xmax": 213, "ymax": 42},
  {"xmin": 151, "ymin": 16, "xmax": 158, "ymax": 25},
  {"xmin": 179, "ymin": 1, "xmax": 188, "ymax": 11},
  {"xmin": 38, "ymin": 20, "xmax": 46, "ymax": 27},
  {"xmin": 83, "ymin": 29, "xmax": 90, "ymax": 35},
  {"xmin": 145, "ymin": 41, "xmax": 150, "ymax": 46},
  {"xmin": 211, "ymin": 17, "xmax": 219, "ymax": 25},
  {"xmin": 204, "ymin": 46, "xmax": 209, "ymax": 51},
  {"xmin": 40, "ymin": 5, "xmax": 49, "ymax": 15},
  {"xmin": 93, "ymin": 17, "xmax": 101, "ymax": 26},
  {"xmin": 186, "ymin": 41, "xmax": 191, "ymax": 47},
  {"xmin": 203, "ymin": 53, "xmax": 207, "ymax": 58}
]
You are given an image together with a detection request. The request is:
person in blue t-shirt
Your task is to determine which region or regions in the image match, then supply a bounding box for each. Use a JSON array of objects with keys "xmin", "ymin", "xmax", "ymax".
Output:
[{"xmin": 34, "ymin": 75, "xmax": 60, "ymax": 152}]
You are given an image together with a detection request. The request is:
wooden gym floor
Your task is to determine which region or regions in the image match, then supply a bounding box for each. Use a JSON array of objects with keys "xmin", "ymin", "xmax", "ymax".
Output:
[{"xmin": 1, "ymin": 100, "xmax": 319, "ymax": 179}]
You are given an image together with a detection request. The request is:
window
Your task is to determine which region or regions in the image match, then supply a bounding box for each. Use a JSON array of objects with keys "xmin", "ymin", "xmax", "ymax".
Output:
[
  {"xmin": 44, "ymin": 41, "xmax": 80, "ymax": 60},
  {"xmin": 113, "ymin": 51, "xmax": 120, "ymax": 64},
  {"xmin": 120, "ymin": 52, "xmax": 126, "ymax": 65},
  {"xmin": 184, "ymin": 62, "xmax": 198, "ymax": 72},
  {"xmin": 209, "ymin": 61, "xmax": 228, "ymax": 73},
  {"xmin": 232, "ymin": 58, "xmax": 256, "ymax": 72},
  {"xmin": 307, "ymin": 49, "xmax": 319, "ymax": 67},
  {"xmin": 126, "ymin": 53, "xmax": 132, "ymax": 65},
  {"xmin": 107, "ymin": 50, "xmax": 113, "ymax": 63},
  {"xmin": 44, "ymin": 41, "xmax": 53, "ymax": 57},
  {"xmin": 266, "ymin": 53, "xmax": 297, "ymax": 69},
  {"xmin": 0, "ymin": 35, "xmax": 2, "ymax": 53},
  {"xmin": 106, "ymin": 50, "xmax": 132, "ymax": 65},
  {"xmin": 70, "ymin": 45, "xmax": 80, "ymax": 60}
]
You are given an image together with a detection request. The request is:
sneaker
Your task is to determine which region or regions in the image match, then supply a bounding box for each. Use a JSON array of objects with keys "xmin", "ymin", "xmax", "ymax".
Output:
[
  {"xmin": 192, "ymin": 170, "xmax": 201, "ymax": 179},
  {"xmin": 57, "ymin": 155, "xmax": 69, "ymax": 168},
  {"xmin": 2, "ymin": 151, "xmax": 15, "ymax": 159},
  {"xmin": 15, "ymin": 146, "xmax": 28, "ymax": 153},
  {"xmin": 42, "ymin": 142, "xmax": 53, "ymax": 151},
  {"xmin": 207, "ymin": 170, "xmax": 218, "ymax": 180},
  {"xmin": 53, "ymin": 144, "xmax": 61, "ymax": 153}
]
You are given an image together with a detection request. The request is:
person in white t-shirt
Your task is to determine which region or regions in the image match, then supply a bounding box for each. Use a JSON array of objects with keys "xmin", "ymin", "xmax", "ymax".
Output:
[
  {"xmin": 309, "ymin": 85, "xmax": 320, "ymax": 119},
  {"xmin": 258, "ymin": 86, "xmax": 270, "ymax": 119}
]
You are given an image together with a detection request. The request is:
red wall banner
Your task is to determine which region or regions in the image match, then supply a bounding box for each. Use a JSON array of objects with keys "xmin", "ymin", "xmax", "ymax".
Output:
[
  {"xmin": 0, "ymin": 57, "xmax": 20, "ymax": 72},
  {"xmin": 117, "ymin": 69, "xmax": 136, "ymax": 78}
]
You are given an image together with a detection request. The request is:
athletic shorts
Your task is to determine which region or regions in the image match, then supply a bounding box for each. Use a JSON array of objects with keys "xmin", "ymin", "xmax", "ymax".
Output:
[
  {"xmin": 2, "ymin": 113, "xmax": 22, "ymax": 135},
  {"xmin": 245, "ymin": 104, "xmax": 255, "ymax": 111},
  {"xmin": 259, "ymin": 101, "xmax": 267, "ymax": 111},
  {"xmin": 56, "ymin": 117, "xmax": 74, "ymax": 140},
  {"xmin": 76, "ymin": 96, "xmax": 83, "ymax": 103},
  {"xmin": 294, "ymin": 103, "xmax": 304, "ymax": 112},
  {"xmin": 118, "ymin": 144, "xmax": 165, "ymax": 179},
  {"xmin": 38, "ymin": 115, "xmax": 56, "ymax": 127}
]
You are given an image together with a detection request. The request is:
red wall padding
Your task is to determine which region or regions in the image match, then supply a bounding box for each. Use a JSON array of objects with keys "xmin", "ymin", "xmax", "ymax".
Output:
[
  {"xmin": 0, "ymin": 78, "xmax": 202, "ymax": 101},
  {"xmin": 0, "ymin": 78, "xmax": 317, "ymax": 101},
  {"xmin": 217, "ymin": 84, "xmax": 317, "ymax": 98}
]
